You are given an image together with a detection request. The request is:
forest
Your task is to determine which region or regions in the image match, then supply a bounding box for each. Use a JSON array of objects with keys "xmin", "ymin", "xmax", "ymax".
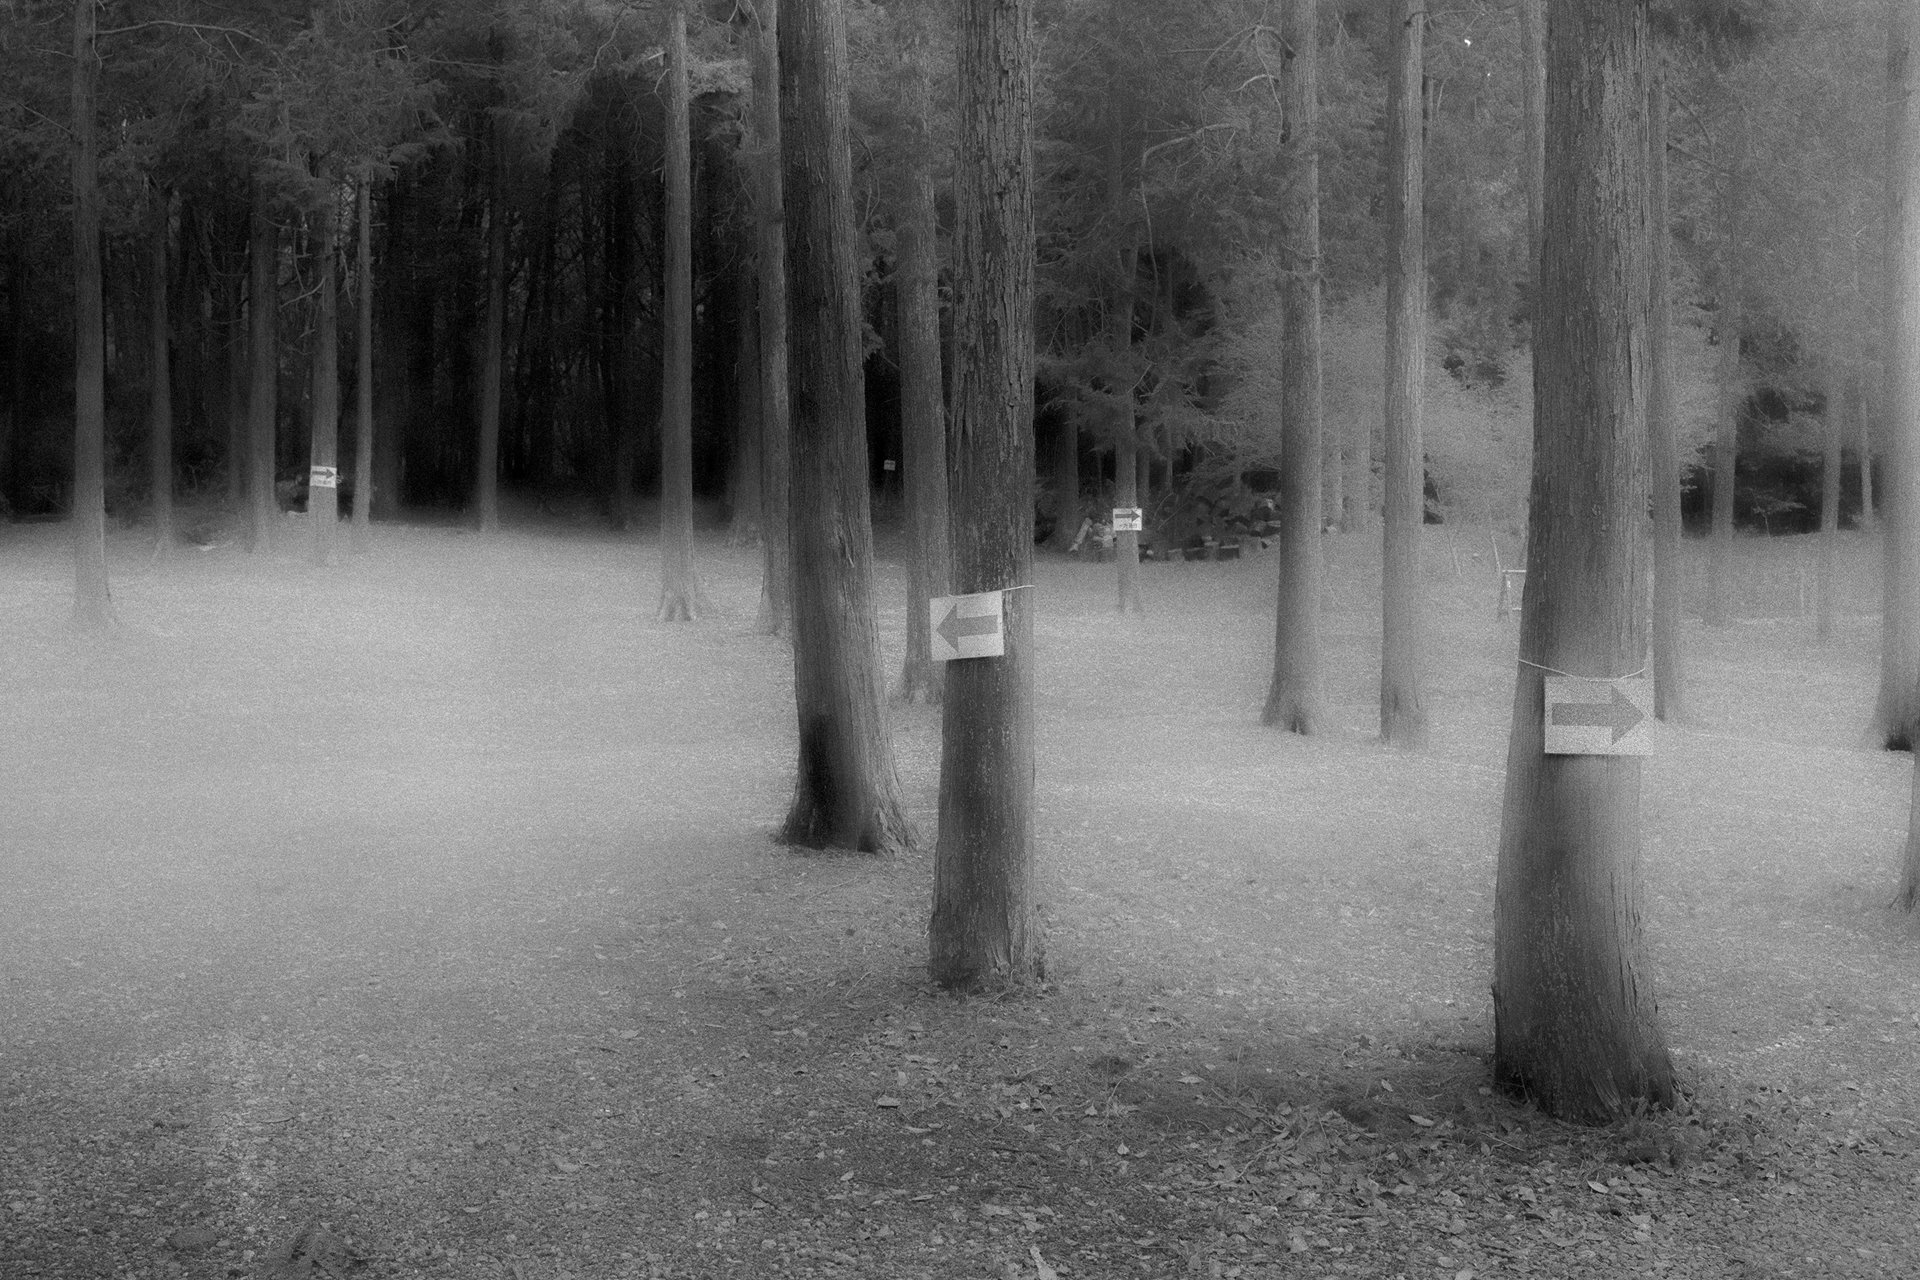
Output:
[{"xmin": 6, "ymin": 0, "xmax": 1920, "ymax": 1277}]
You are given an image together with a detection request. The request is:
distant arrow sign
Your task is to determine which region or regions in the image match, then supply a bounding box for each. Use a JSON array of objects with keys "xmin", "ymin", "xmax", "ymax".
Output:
[
  {"xmin": 930, "ymin": 590, "xmax": 1006, "ymax": 662},
  {"xmin": 1543, "ymin": 676, "xmax": 1653, "ymax": 755}
]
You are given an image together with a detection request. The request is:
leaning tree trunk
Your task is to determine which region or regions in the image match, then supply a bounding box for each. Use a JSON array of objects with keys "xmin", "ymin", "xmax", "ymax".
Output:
[
  {"xmin": 476, "ymin": 126, "xmax": 506, "ymax": 535},
  {"xmin": 1493, "ymin": 0, "xmax": 1674, "ymax": 1123},
  {"xmin": 658, "ymin": 0, "xmax": 706, "ymax": 621},
  {"xmin": 896, "ymin": 22, "xmax": 949, "ymax": 705},
  {"xmin": 776, "ymin": 0, "xmax": 911, "ymax": 854},
  {"xmin": 1879, "ymin": 1, "xmax": 1920, "ymax": 750},
  {"xmin": 70, "ymin": 0, "xmax": 112, "ymax": 629},
  {"xmin": 750, "ymin": 0, "xmax": 793, "ymax": 635},
  {"xmin": 1262, "ymin": 0, "xmax": 1326, "ymax": 733},
  {"xmin": 1648, "ymin": 55, "xmax": 1686, "ymax": 720},
  {"xmin": 352, "ymin": 176, "xmax": 375, "ymax": 547},
  {"xmin": 1380, "ymin": 0, "xmax": 1427, "ymax": 748},
  {"xmin": 245, "ymin": 182, "xmax": 279, "ymax": 552},
  {"xmin": 307, "ymin": 168, "xmax": 341, "ymax": 567},
  {"xmin": 930, "ymin": 0, "xmax": 1039, "ymax": 992},
  {"xmin": 148, "ymin": 185, "xmax": 175, "ymax": 561}
]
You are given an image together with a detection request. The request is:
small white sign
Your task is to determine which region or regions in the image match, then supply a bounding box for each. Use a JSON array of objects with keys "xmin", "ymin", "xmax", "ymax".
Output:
[
  {"xmin": 882, "ymin": 459, "xmax": 898, "ymax": 472},
  {"xmin": 1543, "ymin": 677, "xmax": 1653, "ymax": 755},
  {"xmin": 309, "ymin": 466, "xmax": 339, "ymax": 490},
  {"xmin": 1111, "ymin": 507, "xmax": 1143, "ymax": 533},
  {"xmin": 930, "ymin": 590, "xmax": 1006, "ymax": 662}
]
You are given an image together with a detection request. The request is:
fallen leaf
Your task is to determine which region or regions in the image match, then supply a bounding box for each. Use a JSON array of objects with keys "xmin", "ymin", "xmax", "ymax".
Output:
[
  {"xmin": 1587, "ymin": 1180, "xmax": 1609, "ymax": 1194},
  {"xmin": 553, "ymin": 1157, "xmax": 581, "ymax": 1174},
  {"xmin": 1409, "ymin": 1115, "xmax": 1435, "ymax": 1127},
  {"xmin": 1178, "ymin": 1074, "xmax": 1203, "ymax": 1085},
  {"xmin": 876, "ymin": 1096, "xmax": 902, "ymax": 1109}
]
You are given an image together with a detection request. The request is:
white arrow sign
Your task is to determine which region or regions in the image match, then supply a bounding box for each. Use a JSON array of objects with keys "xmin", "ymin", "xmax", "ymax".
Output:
[
  {"xmin": 1543, "ymin": 676, "xmax": 1653, "ymax": 755},
  {"xmin": 309, "ymin": 466, "xmax": 339, "ymax": 489},
  {"xmin": 929, "ymin": 590, "xmax": 1005, "ymax": 662},
  {"xmin": 1111, "ymin": 507, "xmax": 1142, "ymax": 533}
]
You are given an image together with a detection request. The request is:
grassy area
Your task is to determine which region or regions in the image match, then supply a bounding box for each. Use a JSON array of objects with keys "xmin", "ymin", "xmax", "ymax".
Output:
[{"xmin": 1, "ymin": 512, "xmax": 1916, "ymax": 1279}]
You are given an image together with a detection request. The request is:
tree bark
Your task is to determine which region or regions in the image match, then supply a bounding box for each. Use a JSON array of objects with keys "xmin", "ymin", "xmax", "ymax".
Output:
[
  {"xmin": 148, "ymin": 185, "xmax": 175, "ymax": 561},
  {"xmin": 1262, "ymin": 0, "xmax": 1326, "ymax": 733},
  {"xmin": 352, "ymin": 176, "xmax": 375, "ymax": 548},
  {"xmin": 1879, "ymin": 1, "xmax": 1920, "ymax": 750},
  {"xmin": 308, "ymin": 169, "xmax": 341, "ymax": 567},
  {"xmin": 896, "ymin": 22, "xmax": 949, "ymax": 705},
  {"xmin": 659, "ymin": 0, "xmax": 706, "ymax": 620},
  {"xmin": 930, "ymin": 0, "xmax": 1039, "ymax": 992},
  {"xmin": 246, "ymin": 183, "xmax": 280, "ymax": 552},
  {"xmin": 1518, "ymin": 0, "xmax": 1546, "ymax": 272},
  {"xmin": 1647, "ymin": 55, "xmax": 1686, "ymax": 719},
  {"xmin": 70, "ymin": 0, "xmax": 112, "ymax": 629},
  {"xmin": 1380, "ymin": 0, "xmax": 1427, "ymax": 748},
  {"xmin": 777, "ymin": 0, "xmax": 911, "ymax": 854},
  {"xmin": 476, "ymin": 125, "xmax": 506, "ymax": 535},
  {"xmin": 1493, "ymin": 0, "xmax": 1674, "ymax": 1123},
  {"xmin": 750, "ymin": 0, "xmax": 794, "ymax": 634}
]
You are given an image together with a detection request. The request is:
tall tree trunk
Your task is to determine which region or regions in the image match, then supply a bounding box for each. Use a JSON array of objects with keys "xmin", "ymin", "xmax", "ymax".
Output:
[
  {"xmin": 1046, "ymin": 414, "xmax": 1079, "ymax": 550},
  {"xmin": 70, "ymin": 0, "xmax": 112, "ymax": 629},
  {"xmin": 1818, "ymin": 385, "xmax": 1845, "ymax": 642},
  {"xmin": 352, "ymin": 176, "xmax": 375, "ymax": 547},
  {"xmin": 477, "ymin": 127, "xmax": 506, "ymax": 535},
  {"xmin": 931, "ymin": 0, "xmax": 1038, "ymax": 991},
  {"xmin": 750, "ymin": 0, "xmax": 793, "ymax": 634},
  {"xmin": 1380, "ymin": 0, "xmax": 1427, "ymax": 748},
  {"xmin": 1879, "ymin": 2, "xmax": 1920, "ymax": 750},
  {"xmin": 1647, "ymin": 55, "xmax": 1686, "ymax": 720},
  {"xmin": 727, "ymin": 269, "xmax": 764, "ymax": 544},
  {"xmin": 659, "ymin": 0, "xmax": 706, "ymax": 620},
  {"xmin": 1705, "ymin": 113, "xmax": 1746, "ymax": 630},
  {"xmin": 308, "ymin": 169, "xmax": 341, "ymax": 566},
  {"xmin": 1262, "ymin": 0, "xmax": 1326, "ymax": 733},
  {"xmin": 896, "ymin": 23, "xmax": 949, "ymax": 705},
  {"xmin": 246, "ymin": 183, "xmax": 280, "ymax": 551},
  {"xmin": 1518, "ymin": 0, "xmax": 1546, "ymax": 271},
  {"xmin": 1107, "ymin": 134, "xmax": 1141, "ymax": 612},
  {"xmin": 1493, "ymin": 0, "xmax": 1673, "ymax": 1123},
  {"xmin": 777, "ymin": 0, "xmax": 911, "ymax": 854},
  {"xmin": 1860, "ymin": 379, "xmax": 1877, "ymax": 531},
  {"xmin": 148, "ymin": 186, "xmax": 175, "ymax": 561}
]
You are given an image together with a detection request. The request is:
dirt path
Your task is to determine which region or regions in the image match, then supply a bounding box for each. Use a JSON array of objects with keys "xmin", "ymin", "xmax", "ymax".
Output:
[{"xmin": 2, "ymin": 520, "xmax": 1916, "ymax": 1279}]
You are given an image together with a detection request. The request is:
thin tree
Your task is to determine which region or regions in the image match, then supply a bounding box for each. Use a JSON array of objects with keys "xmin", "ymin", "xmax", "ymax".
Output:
[
  {"xmin": 307, "ymin": 167, "xmax": 341, "ymax": 567},
  {"xmin": 1648, "ymin": 52, "xmax": 1686, "ymax": 719},
  {"xmin": 1261, "ymin": 0, "xmax": 1325, "ymax": 733},
  {"xmin": 777, "ymin": 0, "xmax": 911, "ymax": 853},
  {"xmin": 148, "ymin": 184, "xmax": 175, "ymax": 562},
  {"xmin": 1518, "ymin": 0, "xmax": 1546, "ymax": 264},
  {"xmin": 930, "ymin": 0, "xmax": 1039, "ymax": 990},
  {"xmin": 1380, "ymin": 0, "xmax": 1427, "ymax": 748},
  {"xmin": 351, "ymin": 175, "xmax": 375, "ymax": 548},
  {"xmin": 1493, "ymin": 0, "xmax": 1674, "ymax": 1122},
  {"xmin": 475, "ymin": 119, "xmax": 506, "ymax": 535},
  {"xmin": 1817, "ymin": 383, "xmax": 1845, "ymax": 642},
  {"xmin": 1879, "ymin": 0, "xmax": 1920, "ymax": 750},
  {"xmin": 658, "ymin": 0, "xmax": 707, "ymax": 620},
  {"xmin": 70, "ymin": 0, "xmax": 112, "ymax": 629},
  {"xmin": 745, "ymin": 0, "xmax": 793, "ymax": 635},
  {"xmin": 896, "ymin": 12, "xmax": 949, "ymax": 705},
  {"xmin": 1704, "ymin": 109, "xmax": 1746, "ymax": 629},
  {"xmin": 1111, "ymin": 241, "xmax": 1141, "ymax": 614},
  {"xmin": 245, "ymin": 183, "xmax": 280, "ymax": 552}
]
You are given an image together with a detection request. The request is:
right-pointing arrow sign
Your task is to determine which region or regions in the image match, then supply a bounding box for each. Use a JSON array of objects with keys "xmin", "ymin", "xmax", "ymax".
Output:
[
  {"xmin": 1543, "ymin": 676, "xmax": 1653, "ymax": 755},
  {"xmin": 930, "ymin": 590, "xmax": 1006, "ymax": 662}
]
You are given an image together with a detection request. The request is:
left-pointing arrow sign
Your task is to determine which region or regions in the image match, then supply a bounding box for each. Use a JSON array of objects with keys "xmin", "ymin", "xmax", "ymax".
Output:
[{"xmin": 930, "ymin": 590, "xmax": 1006, "ymax": 662}]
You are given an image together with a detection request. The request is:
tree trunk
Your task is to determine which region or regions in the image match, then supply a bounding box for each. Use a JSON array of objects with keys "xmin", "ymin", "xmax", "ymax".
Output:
[
  {"xmin": 148, "ymin": 186, "xmax": 175, "ymax": 561},
  {"xmin": 750, "ymin": 0, "xmax": 793, "ymax": 634},
  {"xmin": 352, "ymin": 177, "xmax": 375, "ymax": 548},
  {"xmin": 1380, "ymin": 0, "xmax": 1427, "ymax": 748},
  {"xmin": 1705, "ymin": 278, "xmax": 1741, "ymax": 628},
  {"xmin": 896, "ymin": 24, "xmax": 949, "ymax": 705},
  {"xmin": 477, "ymin": 127, "xmax": 506, "ymax": 535},
  {"xmin": 930, "ymin": 0, "xmax": 1039, "ymax": 992},
  {"xmin": 727, "ymin": 269, "xmax": 764, "ymax": 544},
  {"xmin": 1879, "ymin": 2, "xmax": 1920, "ymax": 750},
  {"xmin": 308, "ymin": 169, "xmax": 341, "ymax": 567},
  {"xmin": 1493, "ymin": 0, "xmax": 1674, "ymax": 1123},
  {"xmin": 70, "ymin": 0, "xmax": 112, "ymax": 629},
  {"xmin": 1262, "ymin": 0, "xmax": 1326, "ymax": 733},
  {"xmin": 777, "ymin": 0, "xmax": 911, "ymax": 854},
  {"xmin": 659, "ymin": 0, "xmax": 706, "ymax": 620},
  {"xmin": 1818, "ymin": 385, "xmax": 1845, "ymax": 642},
  {"xmin": 1647, "ymin": 55, "xmax": 1686, "ymax": 720},
  {"xmin": 1518, "ymin": 0, "xmax": 1546, "ymax": 271},
  {"xmin": 1107, "ymin": 132, "xmax": 1142, "ymax": 613},
  {"xmin": 246, "ymin": 183, "xmax": 280, "ymax": 552},
  {"xmin": 1046, "ymin": 416, "xmax": 1079, "ymax": 550},
  {"xmin": 1860, "ymin": 379, "xmax": 1877, "ymax": 531}
]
